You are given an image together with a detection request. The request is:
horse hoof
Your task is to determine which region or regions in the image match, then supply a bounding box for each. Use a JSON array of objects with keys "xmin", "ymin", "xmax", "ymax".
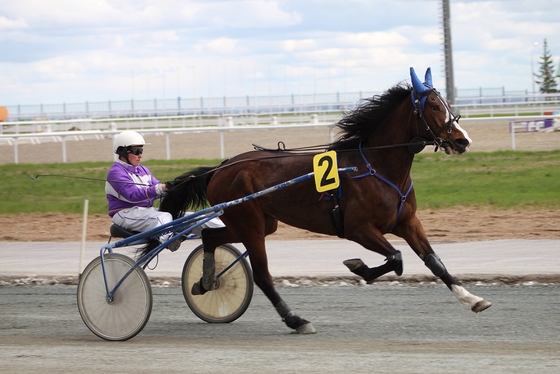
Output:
[
  {"xmin": 296, "ymin": 323, "xmax": 316, "ymax": 334},
  {"xmin": 472, "ymin": 300, "xmax": 492, "ymax": 313},
  {"xmin": 390, "ymin": 252, "xmax": 403, "ymax": 276},
  {"xmin": 343, "ymin": 258, "xmax": 364, "ymax": 271},
  {"xmin": 191, "ymin": 281, "xmax": 205, "ymax": 295}
]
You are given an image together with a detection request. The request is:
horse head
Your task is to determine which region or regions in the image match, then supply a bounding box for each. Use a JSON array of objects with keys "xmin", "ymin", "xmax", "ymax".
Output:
[{"xmin": 410, "ymin": 67, "xmax": 471, "ymax": 154}]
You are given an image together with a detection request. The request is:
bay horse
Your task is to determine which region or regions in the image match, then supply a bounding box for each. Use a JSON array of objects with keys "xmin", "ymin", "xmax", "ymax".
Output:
[{"xmin": 158, "ymin": 67, "xmax": 492, "ymax": 333}]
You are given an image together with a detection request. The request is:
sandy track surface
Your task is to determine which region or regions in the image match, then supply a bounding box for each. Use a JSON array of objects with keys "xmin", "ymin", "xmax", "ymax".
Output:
[{"xmin": 1, "ymin": 208, "xmax": 559, "ymax": 243}]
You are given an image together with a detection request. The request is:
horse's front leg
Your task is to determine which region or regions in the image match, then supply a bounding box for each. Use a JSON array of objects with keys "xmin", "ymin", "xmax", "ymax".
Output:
[{"xmin": 393, "ymin": 216, "xmax": 492, "ymax": 313}]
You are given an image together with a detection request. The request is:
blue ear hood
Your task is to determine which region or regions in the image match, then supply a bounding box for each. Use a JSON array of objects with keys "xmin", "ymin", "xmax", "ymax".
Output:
[{"xmin": 410, "ymin": 67, "xmax": 433, "ymax": 110}]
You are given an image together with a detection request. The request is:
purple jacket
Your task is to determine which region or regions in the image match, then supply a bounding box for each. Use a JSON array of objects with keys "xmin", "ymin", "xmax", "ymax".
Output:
[{"xmin": 105, "ymin": 160, "xmax": 164, "ymax": 217}]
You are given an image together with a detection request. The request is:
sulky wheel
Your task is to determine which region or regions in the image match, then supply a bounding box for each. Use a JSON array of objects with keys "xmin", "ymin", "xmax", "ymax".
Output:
[
  {"xmin": 182, "ymin": 244, "xmax": 253, "ymax": 323},
  {"xmin": 77, "ymin": 253, "xmax": 152, "ymax": 341}
]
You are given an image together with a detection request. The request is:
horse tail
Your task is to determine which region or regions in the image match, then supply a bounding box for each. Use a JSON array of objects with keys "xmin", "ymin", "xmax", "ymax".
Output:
[
  {"xmin": 159, "ymin": 165, "xmax": 216, "ymax": 219},
  {"xmin": 135, "ymin": 239, "xmax": 160, "ymax": 260},
  {"xmin": 135, "ymin": 165, "xmax": 217, "ymax": 260}
]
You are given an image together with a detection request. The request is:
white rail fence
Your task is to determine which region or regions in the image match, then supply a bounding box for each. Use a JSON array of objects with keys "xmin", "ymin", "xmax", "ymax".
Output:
[
  {"xmin": 0, "ymin": 112, "xmax": 339, "ymax": 164},
  {"xmin": 509, "ymin": 115, "xmax": 560, "ymax": 150}
]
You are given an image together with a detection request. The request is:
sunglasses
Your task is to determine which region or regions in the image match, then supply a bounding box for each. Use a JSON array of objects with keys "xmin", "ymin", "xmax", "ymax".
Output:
[{"xmin": 129, "ymin": 148, "xmax": 143, "ymax": 156}]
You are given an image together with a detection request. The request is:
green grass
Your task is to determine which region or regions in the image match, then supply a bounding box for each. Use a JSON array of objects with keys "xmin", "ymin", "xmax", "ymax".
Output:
[
  {"xmin": 411, "ymin": 150, "xmax": 560, "ymax": 209},
  {"xmin": 2, "ymin": 151, "xmax": 559, "ymax": 215}
]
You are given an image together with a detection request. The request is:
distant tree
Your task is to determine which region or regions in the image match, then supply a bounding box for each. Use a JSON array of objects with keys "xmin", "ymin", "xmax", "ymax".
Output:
[{"xmin": 534, "ymin": 38, "xmax": 558, "ymax": 93}]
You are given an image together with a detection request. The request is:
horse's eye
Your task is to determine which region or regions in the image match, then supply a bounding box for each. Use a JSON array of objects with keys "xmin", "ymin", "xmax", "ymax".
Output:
[{"xmin": 431, "ymin": 105, "xmax": 440, "ymax": 111}]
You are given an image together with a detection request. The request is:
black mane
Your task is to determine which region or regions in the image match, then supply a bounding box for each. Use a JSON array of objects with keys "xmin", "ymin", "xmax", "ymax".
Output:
[{"xmin": 330, "ymin": 83, "xmax": 412, "ymax": 150}]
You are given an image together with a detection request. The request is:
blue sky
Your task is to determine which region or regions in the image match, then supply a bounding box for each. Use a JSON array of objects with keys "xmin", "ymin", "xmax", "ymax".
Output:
[{"xmin": 0, "ymin": 0, "xmax": 558, "ymax": 106}]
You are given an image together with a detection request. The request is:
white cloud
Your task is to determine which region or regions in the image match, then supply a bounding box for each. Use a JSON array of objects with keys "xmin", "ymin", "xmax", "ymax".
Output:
[
  {"xmin": 181, "ymin": 0, "xmax": 302, "ymax": 28},
  {"xmin": 0, "ymin": 15, "xmax": 27, "ymax": 30},
  {"xmin": 205, "ymin": 37, "xmax": 239, "ymax": 54},
  {"xmin": 338, "ymin": 31, "xmax": 410, "ymax": 49},
  {"xmin": 282, "ymin": 39, "xmax": 317, "ymax": 53}
]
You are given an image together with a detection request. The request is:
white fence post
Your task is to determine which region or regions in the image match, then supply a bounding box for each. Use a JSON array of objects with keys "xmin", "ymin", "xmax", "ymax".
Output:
[
  {"xmin": 165, "ymin": 133, "xmax": 171, "ymax": 160},
  {"xmin": 62, "ymin": 136, "xmax": 67, "ymax": 163},
  {"xmin": 14, "ymin": 139, "xmax": 19, "ymax": 164},
  {"xmin": 510, "ymin": 121, "xmax": 516, "ymax": 150},
  {"xmin": 220, "ymin": 131, "xmax": 225, "ymax": 159},
  {"xmin": 79, "ymin": 199, "xmax": 89, "ymax": 274}
]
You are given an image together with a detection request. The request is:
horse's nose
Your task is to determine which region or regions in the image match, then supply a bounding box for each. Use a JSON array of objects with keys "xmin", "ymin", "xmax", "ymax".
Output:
[{"xmin": 455, "ymin": 138, "xmax": 471, "ymax": 153}]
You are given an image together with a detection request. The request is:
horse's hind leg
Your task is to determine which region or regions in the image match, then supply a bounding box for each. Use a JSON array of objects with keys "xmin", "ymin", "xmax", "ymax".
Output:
[
  {"xmin": 196, "ymin": 212, "xmax": 315, "ymax": 333},
  {"xmin": 230, "ymin": 213, "xmax": 315, "ymax": 334},
  {"xmin": 393, "ymin": 216, "xmax": 492, "ymax": 313},
  {"xmin": 246, "ymin": 237, "xmax": 316, "ymax": 334}
]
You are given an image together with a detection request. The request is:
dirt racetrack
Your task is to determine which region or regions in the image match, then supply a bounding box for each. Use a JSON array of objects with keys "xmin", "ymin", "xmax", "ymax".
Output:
[{"xmin": 1, "ymin": 208, "xmax": 560, "ymax": 243}]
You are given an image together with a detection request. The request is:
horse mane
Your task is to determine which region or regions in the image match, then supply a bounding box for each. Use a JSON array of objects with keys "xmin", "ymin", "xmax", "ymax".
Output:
[{"xmin": 330, "ymin": 82, "xmax": 412, "ymax": 150}]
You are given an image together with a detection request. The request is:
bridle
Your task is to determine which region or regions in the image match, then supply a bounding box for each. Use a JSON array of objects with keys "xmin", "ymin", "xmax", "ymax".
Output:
[{"xmin": 411, "ymin": 87, "xmax": 462, "ymax": 153}]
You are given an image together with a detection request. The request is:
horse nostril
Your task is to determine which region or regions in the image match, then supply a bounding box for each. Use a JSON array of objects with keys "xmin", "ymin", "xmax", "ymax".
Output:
[{"xmin": 455, "ymin": 138, "xmax": 470, "ymax": 147}]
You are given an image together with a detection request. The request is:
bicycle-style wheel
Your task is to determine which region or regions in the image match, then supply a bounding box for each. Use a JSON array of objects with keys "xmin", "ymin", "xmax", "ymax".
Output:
[
  {"xmin": 77, "ymin": 253, "xmax": 152, "ymax": 341},
  {"xmin": 182, "ymin": 244, "xmax": 253, "ymax": 323}
]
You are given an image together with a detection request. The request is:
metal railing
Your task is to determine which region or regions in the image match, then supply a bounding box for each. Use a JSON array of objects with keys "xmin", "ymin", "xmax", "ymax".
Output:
[
  {"xmin": 3, "ymin": 88, "xmax": 558, "ymax": 122},
  {"xmin": 3, "ymin": 92, "xmax": 370, "ymax": 122},
  {"xmin": 3, "ymin": 97, "xmax": 560, "ymax": 137}
]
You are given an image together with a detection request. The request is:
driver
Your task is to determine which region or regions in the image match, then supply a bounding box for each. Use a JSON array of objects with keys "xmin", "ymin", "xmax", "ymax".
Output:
[{"xmin": 105, "ymin": 130, "xmax": 222, "ymax": 251}]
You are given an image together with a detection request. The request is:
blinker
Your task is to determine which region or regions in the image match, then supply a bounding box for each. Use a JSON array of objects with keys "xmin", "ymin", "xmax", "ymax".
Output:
[{"xmin": 408, "ymin": 137, "xmax": 426, "ymax": 154}]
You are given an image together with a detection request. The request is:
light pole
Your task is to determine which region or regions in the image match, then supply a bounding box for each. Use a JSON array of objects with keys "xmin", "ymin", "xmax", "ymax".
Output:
[
  {"xmin": 442, "ymin": 0, "xmax": 455, "ymax": 106},
  {"xmin": 531, "ymin": 41, "xmax": 538, "ymax": 95}
]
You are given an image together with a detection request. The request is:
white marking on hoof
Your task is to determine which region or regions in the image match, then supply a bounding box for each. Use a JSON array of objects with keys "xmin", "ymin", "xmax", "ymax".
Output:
[
  {"xmin": 296, "ymin": 323, "xmax": 316, "ymax": 334},
  {"xmin": 472, "ymin": 300, "xmax": 492, "ymax": 313},
  {"xmin": 451, "ymin": 284, "xmax": 491, "ymax": 312}
]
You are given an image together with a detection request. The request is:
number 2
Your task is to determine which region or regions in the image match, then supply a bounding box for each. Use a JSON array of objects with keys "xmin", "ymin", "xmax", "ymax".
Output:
[
  {"xmin": 318, "ymin": 155, "xmax": 335, "ymax": 187},
  {"xmin": 313, "ymin": 151, "xmax": 339, "ymax": 193}
]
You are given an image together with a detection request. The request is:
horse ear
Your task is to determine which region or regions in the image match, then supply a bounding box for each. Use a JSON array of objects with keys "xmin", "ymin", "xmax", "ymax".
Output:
[
  {"xmin": 410, "ymin": 67, "xmax": 430, "ymax": 110},
  {"xmin": 410, "ymin": 67, "xmax": 425, "ymax": 93},
  {"xmin": 424, "ymin": 67, "xmax": 433, "ymax": 88}
]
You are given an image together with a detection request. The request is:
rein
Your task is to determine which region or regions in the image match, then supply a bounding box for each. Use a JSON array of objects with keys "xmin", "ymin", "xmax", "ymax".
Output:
[
  {"xmin": 30, "ymin": 174, "xmax": 164, "ymax": 188},
  {"xmin": 187, "ymin": 137, "xmax": 433, "ymax": 178},
  {"xmin": 253, "ymin": 139, "xmax": 431, "ymax": 154}
]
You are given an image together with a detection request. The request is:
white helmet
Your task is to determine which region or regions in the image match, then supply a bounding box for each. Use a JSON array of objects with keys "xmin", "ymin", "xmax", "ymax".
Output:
[{"xmin": 113, "ymin": 130, "xmax": 146, "ymax": 154}]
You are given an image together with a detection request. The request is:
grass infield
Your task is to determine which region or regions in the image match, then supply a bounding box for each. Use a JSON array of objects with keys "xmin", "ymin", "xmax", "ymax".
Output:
[{"xmin": 2, "ymin": 151, "xmax": 559, "ymax": 215}]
